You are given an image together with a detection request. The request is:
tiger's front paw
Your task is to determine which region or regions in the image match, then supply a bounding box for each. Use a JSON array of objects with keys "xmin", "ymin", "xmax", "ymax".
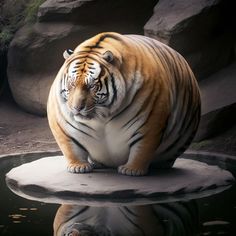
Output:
[
  {"xmin": 67, "ymin": 162, "xmax": 93, "ymax": 173},
  {"xmin": 118, "ymin": 164, "xmax": 147, "ymax": 176}
]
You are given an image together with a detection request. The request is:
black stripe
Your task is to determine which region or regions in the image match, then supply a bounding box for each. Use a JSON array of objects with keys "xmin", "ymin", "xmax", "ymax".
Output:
[
  {"xmin": 87, "ymin": 62, "xmax": 94, "ymax": 65},
  {"xmin": 65, "ymin": 206, "xmax": 90, "ymax": 225},
  {"xmin": 129, "ymin": 136, "xmax": 143, "ymax": 148},
  {"xmin": 70, "ymin": 136, "xmax": 88, "ymax": 153},
  {"xmin": 122, "ymin": 99, "xmax": 152, "ymax": 130},
  {"xmin": 87, "ymin": 34, "xmax": 121, "ymax": 50},
  {"xmin": 130, "ymin": 131, "xmax": 139, "ymax": 139},
  {"xmin": 97, "ymin": 79, "xmax": 102, "ymax": 91},
  {"xmin": 123, "ymin": 206, "xmax": 139, "ymax": 217},
  {"xmin": 56, "ymin": 121, "xmax": 89, "ymax": 153},
  {"xmin": 76, "ymin": 61, "xmax": 86, "ymax": 65},
  {"xmin": 78, "ymin": 128, "xmax": 94, "ymax": 138},
  {"xmin": 73, "ymin": 55, "xmax": 109, "ymax": 71},
  {"xmin": 119, "ymin": 208, "xmax": 146, "ymax": 236},
  {"xmin": 109, "ymin": 88, "xmax": 138, "ymax": 122},
  {"xmin": 65, "ymin": 120, "xmax": 94, "ymax": 139},
  {"xmin": 71, "ymin": 65, "xmax": 82, "ymax": 69},
  {"xmin": 104, "ymin": 77, "xmax": 109, "ymax": 96},
  {"xmin": 123, "ymin": 80, "xmax": 157, "ymax": 129},
  {"xmin": 162, "ymin": 203, "xmax": 189, "ymax": 228},
  {"xmin": 97, "ymin": 92, "xmax": 108, "ymax": 97},
  {"xmin": 78, "ymin": 121, "xmax": 95, "ymax": 131},
  {"xmin": 66, "ymin": 54, "xmax": 100, "ymax": 66},
  {"xmin": 99, "ymin": 33, "xmax": 121, "ymax": 42},
  {"xmin": 163, "ymin": 105, "xmax": 200, "ymax": 154},
  {"xmin": 85, "ymin": 45, "xmax": 103, "ymax": 49},
  {"xmin": 96, "ymin": 77, "xmax": 108, "ymax": 95},
  {"xmin": 123, "ymin": 116, "xmax": 139, "ymax": 130},
  {"xmin": 108, "ymin": 73, "xmax": 117, "ymax": 107},
  {"xmin": 139, "ymin": 38, "xmax": 161, "ymax": 64}
]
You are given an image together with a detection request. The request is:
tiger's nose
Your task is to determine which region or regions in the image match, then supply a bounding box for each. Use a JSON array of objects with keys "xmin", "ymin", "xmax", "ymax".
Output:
[{"xmin": 71, "ymin": 103, "xmax": 85, "ymax": 115}]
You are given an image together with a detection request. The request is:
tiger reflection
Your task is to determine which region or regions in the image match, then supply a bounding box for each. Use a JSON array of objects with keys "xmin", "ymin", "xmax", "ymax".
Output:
[{"xmin": 53, "ymin": 202, "xmax": 199, "ymax": 236}]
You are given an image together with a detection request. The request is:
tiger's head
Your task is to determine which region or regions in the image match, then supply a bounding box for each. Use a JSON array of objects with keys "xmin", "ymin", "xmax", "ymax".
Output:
[{"xmin": 60, "ymin": 34, "xmax": 131, "ymax": 121}]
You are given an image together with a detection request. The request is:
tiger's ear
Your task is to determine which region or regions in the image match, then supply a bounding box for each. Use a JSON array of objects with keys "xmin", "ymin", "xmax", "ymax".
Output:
[
  {"xmin": 102, "ymin": 51, "xmax": 114, "ymax": 63},
  {"xmin": 63, "ymin": 49, "xmax": 74, "ymax": 59}
]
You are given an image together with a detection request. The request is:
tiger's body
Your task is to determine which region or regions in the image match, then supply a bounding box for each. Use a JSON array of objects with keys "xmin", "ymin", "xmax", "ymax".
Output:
[
  {"xmin": 53, "ymin": 202, "xmax": 199, "ymax": 236},
  {"xmin": 47, "ymin": 32, "xmax": 201, "ymax": 176}
]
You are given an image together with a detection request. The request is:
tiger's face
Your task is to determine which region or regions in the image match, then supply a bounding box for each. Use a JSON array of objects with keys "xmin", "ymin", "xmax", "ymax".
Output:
[{"xmin": 61, "ymin": 50, "xmax": 120, "ymax": 120}]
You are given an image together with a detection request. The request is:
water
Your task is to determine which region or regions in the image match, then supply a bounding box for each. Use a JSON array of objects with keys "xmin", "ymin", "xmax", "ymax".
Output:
[{"xmin": 0, "ymin": 153, "xmax": 236, "ymax": 236}]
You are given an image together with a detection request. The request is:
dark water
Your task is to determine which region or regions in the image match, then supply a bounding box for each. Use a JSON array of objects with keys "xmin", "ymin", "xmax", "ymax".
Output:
[{"xmin": 0, "ymin": 154, "xmax": 236, "ymax": 236}]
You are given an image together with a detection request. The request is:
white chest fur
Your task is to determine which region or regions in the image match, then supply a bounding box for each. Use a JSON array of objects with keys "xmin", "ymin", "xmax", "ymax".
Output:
[
  {"xmin": 72, "ymin": 111, "xmax": 143, "ymax": 167},
  {"xmin": 92, "ymin": 120, "xmax": 130, "ymax": 166}
]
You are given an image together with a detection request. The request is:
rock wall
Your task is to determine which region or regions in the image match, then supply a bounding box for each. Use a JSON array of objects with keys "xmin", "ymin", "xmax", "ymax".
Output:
[
  {"xmin": 6, "ymin": 0, "xmax": 236, "ymax": 141},
  {"xmin": 144, "ymin": 0, "xmax": 236, "ymax": 80},
  {"xmin": 0, "ymin": 49, "xmax": 8, "ymax": 97},
  {"xmin": 7, "ymin": 0, "xmax": 157, "ymax": 115}
]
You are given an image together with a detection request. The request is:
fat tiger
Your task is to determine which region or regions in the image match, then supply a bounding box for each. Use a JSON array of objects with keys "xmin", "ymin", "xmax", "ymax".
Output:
[
  {"xmin": 53, "ymin": 202, "xmax": 199, "ymax": 236},
  {"xmin": 47, "ymin": 32, "xmax": 201, "ymax": 176}
]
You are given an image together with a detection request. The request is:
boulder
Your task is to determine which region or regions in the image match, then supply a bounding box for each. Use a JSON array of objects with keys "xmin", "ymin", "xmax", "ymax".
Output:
[
  {"xmin": 38, "ymin": 0, "xmax": 94, "ymax": 22},
  {"xmin": 7, "ymin": 22, "xmax": 80, "ymax": 115},
  {"xmin": 37, "ymin": 0, "xmax": 157, "ymax": 25},
  {"xmin": 7, "ymin": 0, "xmax": 157, "ymax": 115},
  {"xmin": 144, "ymin": 0, "xmax": 236, "ymax": 79}
]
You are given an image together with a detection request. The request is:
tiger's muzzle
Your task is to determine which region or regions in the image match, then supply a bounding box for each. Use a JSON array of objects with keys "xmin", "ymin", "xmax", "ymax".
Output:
[{"xmin": 71, "ymin": 105, "xmax": 95, "ymax": 120}]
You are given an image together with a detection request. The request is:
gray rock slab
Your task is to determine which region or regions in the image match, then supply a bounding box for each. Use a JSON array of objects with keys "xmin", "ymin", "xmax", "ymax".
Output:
[
  {"xmin": 6, "ymin": 156, "xmax": 234, "ymax": 206},
  {"xmin": 38, "ymin": 0, "xmax": 93, "ymax": 22},
  {"xmin": 200, "ymin": 62, "xmax": 236, "ymax": 115},
  {"xmin": 144, "ymin": 0, "xmax": 234, "ymax": 79},
  {"xmin": 144, "ymin": 0, "xmax": 220, "ymax": 48},
  {"xmin": 195, "ymin": 62, "xmax": 236, "ymax": 141}
]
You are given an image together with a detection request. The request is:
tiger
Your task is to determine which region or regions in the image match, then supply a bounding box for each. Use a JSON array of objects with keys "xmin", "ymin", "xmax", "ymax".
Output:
[
  {"xmin": 47, "ymin": 32, "xmax": 201, "ymax": 176},
  {"xmin": 53, "ymin": 202, "xmax": 199, "ymax": 236}
]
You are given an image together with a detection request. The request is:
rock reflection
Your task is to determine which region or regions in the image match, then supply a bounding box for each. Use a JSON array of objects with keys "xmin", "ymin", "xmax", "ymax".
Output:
[{"xmin": 53, "ymin": 201, "xmax": 199, "ymax": 236}]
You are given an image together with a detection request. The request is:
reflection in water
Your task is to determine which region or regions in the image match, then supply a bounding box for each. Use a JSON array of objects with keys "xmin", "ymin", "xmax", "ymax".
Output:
[{"xmin": 53, "ymin": 201, "xmax": 199, "ymax": 236}]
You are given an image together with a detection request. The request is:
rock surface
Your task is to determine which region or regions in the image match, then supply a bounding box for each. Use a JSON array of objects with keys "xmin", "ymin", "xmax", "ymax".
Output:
[
  {"xmin": 6, "ymin": 156, "xmax": 234, "ymax": 206},
  {"xmin": 38, "ymin": 0, "xmax": 92, "ymax": 22},
  {"xmin": 195, "ymin": 62, "xmax": 236, "ymax": 141},
  {"xmin": 5, "ymin": 0, "xmax": 236, "ymax": 146},
  {"xmin": 144, "ymin": 0, "xmax": 236, "ymax": 79},
  {"xmin": 7, "ymin": 0, "xmax": 157, "ymax": 115},
  {"xmin": 7, "ymin": 0, "xmax": 236, "ymax": 117},
  {"xmin": 7, "ymin": 22, "xmax": 80, "ymax": 115}
]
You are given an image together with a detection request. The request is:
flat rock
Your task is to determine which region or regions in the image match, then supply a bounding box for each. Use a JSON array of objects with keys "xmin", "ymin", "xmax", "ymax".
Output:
[{"xmin": 6, "ymin": 156, "xmax": 234, "ymax": 206}]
